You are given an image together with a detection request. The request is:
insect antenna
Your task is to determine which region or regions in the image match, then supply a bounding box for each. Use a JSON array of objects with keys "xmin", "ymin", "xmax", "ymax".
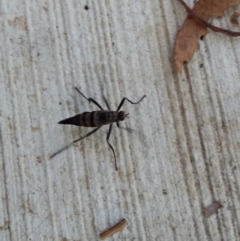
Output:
[{"xmin": 117, "ymin": 95, "xmax": 146, "ymax": 111}]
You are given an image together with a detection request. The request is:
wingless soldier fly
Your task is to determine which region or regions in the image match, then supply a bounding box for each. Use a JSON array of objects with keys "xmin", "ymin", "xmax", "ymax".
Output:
[{"xmin": 50, "ymin": 87, "xmax": 146, "ymax": 170}]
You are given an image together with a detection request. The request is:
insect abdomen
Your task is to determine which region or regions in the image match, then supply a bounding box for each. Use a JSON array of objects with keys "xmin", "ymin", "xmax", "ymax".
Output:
[{"xmin": 58, "ymin": 111, "xmax": 118, "ymax": 127}]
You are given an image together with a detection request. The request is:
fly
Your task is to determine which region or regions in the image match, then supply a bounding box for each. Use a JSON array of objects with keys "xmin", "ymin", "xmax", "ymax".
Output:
[{"xmin": 50, "ymin": 87, "xmax": 146, "ymax": 170}]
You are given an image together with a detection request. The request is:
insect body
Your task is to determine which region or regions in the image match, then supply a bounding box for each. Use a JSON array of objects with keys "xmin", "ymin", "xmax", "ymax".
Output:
[
  {"xmin": 50, "ymin": 87, "xmax": 146, "ymax": 170},
  {"xmin": 59, "ymin": 110, "xmax": 127, "ymax": 127}
]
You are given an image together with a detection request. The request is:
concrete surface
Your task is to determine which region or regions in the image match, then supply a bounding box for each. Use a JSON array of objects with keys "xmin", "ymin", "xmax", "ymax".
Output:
[{"xmin": 1, "ymin": 0, "xmax": 240, "ymax": 240}]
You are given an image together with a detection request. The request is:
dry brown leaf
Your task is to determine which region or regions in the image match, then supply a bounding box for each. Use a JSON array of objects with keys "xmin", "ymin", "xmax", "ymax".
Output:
[{"xmin": 174, "ymin": 0, "xmax": 240, "ymax": 72}]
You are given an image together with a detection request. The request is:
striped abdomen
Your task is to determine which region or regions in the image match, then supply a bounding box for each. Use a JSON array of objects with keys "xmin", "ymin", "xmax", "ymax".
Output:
[{"xmin": 58, "ymin": 111, "xmax": 122, "ymax": 127}]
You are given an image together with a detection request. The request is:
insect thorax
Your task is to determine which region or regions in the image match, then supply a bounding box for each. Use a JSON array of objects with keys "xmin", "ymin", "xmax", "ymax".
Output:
[
  {"xmin": 95, "ymin": 111, "xmax": 125, "ymax": 126},
  {"xmin": 104, "ymin": 111, "xmax": 119, "ymax": 122}
]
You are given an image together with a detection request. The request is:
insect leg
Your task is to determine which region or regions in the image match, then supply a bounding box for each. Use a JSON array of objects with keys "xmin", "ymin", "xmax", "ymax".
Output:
[
  {"xmin": 103, "ymin": 96, "xmax": 120, "ymax": 127},
  {"xmin": 103, "ymin": 96, "xmax": 111, "ymax": 110},
  {"xmin": 116, "ymin": 95, "xmax": 146, "ymax": 111},
  {"xmin": 50, "ymin": 126, "xmax": 101, "ymax": 159},
  {"xmin": 75, "ymin": 87, "xmax": 104, "ymax": 110},
  {"xmin": 106, "ymin": 124, "xmax": 118, "ymax": 170}
]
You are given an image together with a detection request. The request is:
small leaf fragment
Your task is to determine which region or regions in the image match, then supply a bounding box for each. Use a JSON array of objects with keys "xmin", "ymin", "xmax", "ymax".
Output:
[
  {"xmin": 231, "ymin": 12, "xmax": 240, "ymax": 25},
  {"xmin": 203, "ymin": 201, "xmax": 223, "ymax": 218}
]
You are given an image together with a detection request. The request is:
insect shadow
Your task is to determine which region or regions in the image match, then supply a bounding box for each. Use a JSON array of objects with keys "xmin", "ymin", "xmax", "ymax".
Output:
[{"xmin": 50, "ymin": 87, "xmax": 146, "ymax": 170}]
